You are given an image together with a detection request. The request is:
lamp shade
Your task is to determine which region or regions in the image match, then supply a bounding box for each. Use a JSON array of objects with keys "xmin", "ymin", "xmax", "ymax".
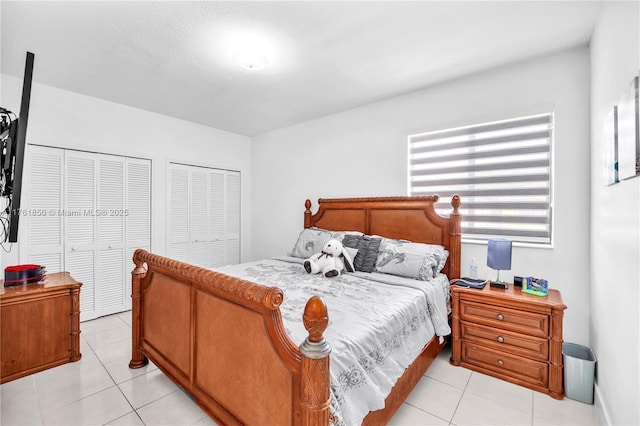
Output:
[{"xmin": 487, "ymin": 239, "xmax": 512, "ymax": 270}]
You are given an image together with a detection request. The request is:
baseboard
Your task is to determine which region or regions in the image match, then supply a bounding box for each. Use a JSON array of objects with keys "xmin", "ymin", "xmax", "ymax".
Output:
[{"xmin": 594, "ymin": 384, "xmax": 612, "ymax": 425}]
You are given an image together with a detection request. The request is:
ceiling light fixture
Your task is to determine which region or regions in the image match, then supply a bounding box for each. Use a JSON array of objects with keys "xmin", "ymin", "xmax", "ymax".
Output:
[
  {"xmin": 212, "ymin": 25, "xmax": 281, "ymax": 72},
  {"xmin": 234, "ymin": 49, "xmax": 269, "ymax": 71}
]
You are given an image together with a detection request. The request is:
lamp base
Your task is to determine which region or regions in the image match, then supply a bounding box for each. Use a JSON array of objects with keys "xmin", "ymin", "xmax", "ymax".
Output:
[{"xmin": 489, "ymin": 281, "xmax": 508, "ymax": 289}]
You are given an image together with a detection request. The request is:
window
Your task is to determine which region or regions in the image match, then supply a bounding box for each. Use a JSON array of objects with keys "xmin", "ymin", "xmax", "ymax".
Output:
[{"xmin": 408, "ymin": 113, "xmax": 553, "ymax": 245}]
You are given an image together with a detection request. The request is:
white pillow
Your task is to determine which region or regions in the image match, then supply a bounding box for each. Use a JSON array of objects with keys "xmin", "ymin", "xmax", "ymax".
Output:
[{"xmin": 344, "ymin": 247, "xmax": 359, "ymax": 265}]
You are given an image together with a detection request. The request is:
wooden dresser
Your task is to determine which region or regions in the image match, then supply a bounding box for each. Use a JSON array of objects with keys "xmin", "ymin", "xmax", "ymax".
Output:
[
  {"xmin": 450, "ymin": 284, "xmax": 566, "ymax": 399},
  {"xmin": 1, "ymin": 272, "xmax": 82, "ymax": 383}
]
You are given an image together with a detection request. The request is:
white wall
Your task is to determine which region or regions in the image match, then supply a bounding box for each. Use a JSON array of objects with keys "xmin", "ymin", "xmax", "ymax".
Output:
[
  {"xmin": 0, "ymin": 75, "xmax": 252, "ymax": 270},
  {"xmin": 251, "ymin": 47, "xmax": 591, "ymax": 347},
  {"xmin": 590, "ymin": 2, "xmax": 640, "ymax": 425}
]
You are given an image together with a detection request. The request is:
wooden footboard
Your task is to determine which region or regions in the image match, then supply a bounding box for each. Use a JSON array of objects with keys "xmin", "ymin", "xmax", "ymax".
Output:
[{"xmin": 129, "ymin": 249, "xmax": 331, "ymax": 426}]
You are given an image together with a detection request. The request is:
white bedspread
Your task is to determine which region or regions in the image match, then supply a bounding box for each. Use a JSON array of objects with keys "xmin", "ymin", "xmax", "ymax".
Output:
[{"xmin": 215, "ymin": 256, "xmax": 450, "ymax": 426}]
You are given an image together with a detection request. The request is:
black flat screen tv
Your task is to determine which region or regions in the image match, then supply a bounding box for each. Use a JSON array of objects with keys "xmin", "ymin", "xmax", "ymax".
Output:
[{"xmin": 1, "ymin": 51, "xmax": 34, "ymax": 243}]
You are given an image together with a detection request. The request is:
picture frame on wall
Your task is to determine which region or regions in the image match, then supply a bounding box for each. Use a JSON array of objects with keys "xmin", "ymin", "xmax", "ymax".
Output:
[
  {"xmin": 617, "ymin": 75, "xmax": 640, "ymax": 180},
  {"xmin": 603, "ymin": 106, "xmax": 618, "ymax": 185}
]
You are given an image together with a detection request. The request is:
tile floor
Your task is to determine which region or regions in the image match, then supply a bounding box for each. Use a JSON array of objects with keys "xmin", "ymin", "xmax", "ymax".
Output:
[{"xmin": 1, "ymin": 311, "xmax": 600, "ymax": 425}]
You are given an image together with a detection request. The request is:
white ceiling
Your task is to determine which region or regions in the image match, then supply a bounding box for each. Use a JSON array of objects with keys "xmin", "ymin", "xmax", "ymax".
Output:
[{"xmin": 1, "ymin": 1, "xmax": 601, "ymax": 137}]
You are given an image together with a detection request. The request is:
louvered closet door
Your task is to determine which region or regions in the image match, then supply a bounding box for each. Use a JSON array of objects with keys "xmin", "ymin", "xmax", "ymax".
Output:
[
  {"xmin": 125, "ymin": 158, "xmax": 151, "ymax": 310},
  {"xmin": 168, "ymin": 165, "xmax": 190, "ymax": 262},
  {"xmin": 208, "ymin": 170, "xmax": 240, "ymax": 267},
  {"xmin": 96, "ymin": 154, "xmax": 125, "ymax": 316},
  {"xmin": 23, "ymin": 147, "xmax": 150, "ymax": 320},
  {"xmin": 24, "ymin": 145, "xmax": 64, "ymax": 271},
  {"xmin": 208, "ymin": 171, "xmax": 225, "ymax": 267},
  {"xmin": 167, "ymin": 163, "xmax": 240, "ymax": 268},
  {"xmin": 190, "ymin": 169, "xmax": 209, "ymax": 267},
  {"xmin": 64, "ymin": 151, "xmax": 97, "ymax": 320},
  {"xmin": 225, "ymin": 172, "xmax": 241, "ymax": 265}
]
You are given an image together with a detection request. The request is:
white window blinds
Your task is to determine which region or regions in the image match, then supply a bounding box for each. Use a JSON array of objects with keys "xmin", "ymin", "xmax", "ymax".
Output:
[{"xmin": 409, "ymin": 113, "xmax": 553, "ymax": 244}]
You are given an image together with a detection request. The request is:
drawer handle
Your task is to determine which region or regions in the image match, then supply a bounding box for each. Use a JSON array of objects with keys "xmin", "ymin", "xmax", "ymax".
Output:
[
  {"xmin": 497, "ymin": 359, "xmax": 504, "ymax": 367},
  {"xmin": 497, "ymin": 313, "xmax": 504, "ymax": 321},
  {"xmin": 497, "ymin": 336, "xmax": 504, "ymax": 343}
]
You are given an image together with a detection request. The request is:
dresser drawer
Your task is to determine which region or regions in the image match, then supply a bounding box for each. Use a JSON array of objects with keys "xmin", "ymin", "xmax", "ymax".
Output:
[
  {"xmin": 460, "ymin": 300, "xmax": 549, "ymax": 338},
  {"xmin": 461, "ymin": 322, "xmax": 549, "ymax": 361},
  {"xmin": 461, "ymin": 341, "xmax": 548, "ymax": 388}
]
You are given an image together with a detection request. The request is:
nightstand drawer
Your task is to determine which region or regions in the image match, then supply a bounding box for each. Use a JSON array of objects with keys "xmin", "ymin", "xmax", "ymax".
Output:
[
  {"xmin": 460, "ymin": 300, "xmax": 549, "ymax": 338},
  {"xmin": 461, "ymin": 322, "xmax": 549, "ymax": 361},
  {"xmin": 461, "ymin": 341, "xmax": 548, "ymax": 388}
]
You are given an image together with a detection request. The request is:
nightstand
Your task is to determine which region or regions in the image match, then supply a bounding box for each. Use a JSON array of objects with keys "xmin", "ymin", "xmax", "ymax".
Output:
[{"xmin": 450, "ymin": 284, "xmax": 566, "ymax": 399}]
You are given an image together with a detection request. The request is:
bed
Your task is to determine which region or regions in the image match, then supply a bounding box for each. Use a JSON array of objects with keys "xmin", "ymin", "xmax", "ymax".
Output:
[{"xmin": 129, "ymin": 195, "xmax": 461, "ymax": 425}]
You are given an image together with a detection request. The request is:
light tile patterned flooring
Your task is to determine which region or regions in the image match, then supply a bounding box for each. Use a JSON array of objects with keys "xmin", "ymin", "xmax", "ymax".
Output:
[{"xmin": 1, "ymin": 311, "xmax": 600, "ymax": 425}]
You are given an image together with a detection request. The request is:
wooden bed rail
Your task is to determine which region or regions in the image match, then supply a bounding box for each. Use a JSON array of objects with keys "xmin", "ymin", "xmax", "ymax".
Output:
[{"xmin": 129, "ymin": 249, "xmax": 332, "ymax": 425}]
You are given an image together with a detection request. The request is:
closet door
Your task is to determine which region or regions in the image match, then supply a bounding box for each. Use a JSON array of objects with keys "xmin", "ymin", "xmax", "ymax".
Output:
[
  {"xmin": 64, "ymin": 150, "xmax": 97, "ymax": 320},
  {"xmin": 208, "ymin": 171, "xmax": 225, "ymax": 267},
  {"xmin": 125, "ymin": 158, "xmax": 151, "ymax": 310},
  {"xmin": 209, "ymin": 170, "xmax": 241, "ymax": 268},
  {"xmin": 23, "ymin": 147, "xmax": 150, "ymax": 320},
  {"xmin": 167, "ymin": 165, "xmax": 190, "ymax": 262},
  {"xmin": 225, "ymin": 172, "xmax": 241, "ymax": 265},
  {"xmin": 23, "ymin": 145, "xmax": 64, "ymax": 271},
  {"xmin": 167, "ymin": 163, "xmax": 240, "ymax": 268},
  {"xmin": 190, "ymin": 169, "xmax": 209, "ymax": 267},
  {"xmin": 96, "ymin": 154, "xmax": 125, "ymax": 316}
]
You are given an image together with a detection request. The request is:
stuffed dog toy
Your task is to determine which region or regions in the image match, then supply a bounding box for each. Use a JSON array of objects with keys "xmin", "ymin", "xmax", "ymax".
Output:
[{"xmin": 304, "ymin": 239, "xmax": 355, "ymax": 278}]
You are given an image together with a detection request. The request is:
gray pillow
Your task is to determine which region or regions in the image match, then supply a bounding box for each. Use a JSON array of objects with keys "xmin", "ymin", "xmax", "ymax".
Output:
[
  {"xmin": 290, "ymin": 227, "xmax": 362, "ymax": 259},
  {"xmin": 341, "ymin": 235, "xmax": 382, "ymax": 273},
  {"xmin": 375, "ymin": 239, "xmax": 449, "ymax": 280}
]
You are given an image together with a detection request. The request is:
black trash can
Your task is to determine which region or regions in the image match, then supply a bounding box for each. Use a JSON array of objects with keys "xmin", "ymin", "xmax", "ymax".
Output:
[{"xmin": 563, "ymin": 342, "xmax": 596, "ymax": 404}]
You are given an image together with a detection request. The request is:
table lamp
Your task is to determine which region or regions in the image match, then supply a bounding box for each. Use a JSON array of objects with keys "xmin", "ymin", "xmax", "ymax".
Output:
[{"xmin": 487, "ymin": 238, "xmax": 512, "ymax": 285}]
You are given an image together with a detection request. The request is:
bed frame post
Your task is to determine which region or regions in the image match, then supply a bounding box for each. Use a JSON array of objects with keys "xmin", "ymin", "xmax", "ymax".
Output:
[
  {"xmin": 448, "ymin": 194, "xmax": 462, "ymax": 280},
  {"xmin": 129, "ymin": 251, "xmax": 149, "ymax": 369},
  {"xmin": 304, "ymin": 199, "xmax": 313, "ymax": 229},
  {"xmin": 449, "ymin": 286, "xmax": 462, "ymax": 366},
  {"xmin": 299, "ymin": 296, "xmax": 332, "ymax": 426}
]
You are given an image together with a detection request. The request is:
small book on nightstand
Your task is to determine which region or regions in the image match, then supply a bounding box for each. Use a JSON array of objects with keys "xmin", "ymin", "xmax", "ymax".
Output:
[{"xmin": 453, "ymin": 277, "xmax": 487, "ymax": 289}]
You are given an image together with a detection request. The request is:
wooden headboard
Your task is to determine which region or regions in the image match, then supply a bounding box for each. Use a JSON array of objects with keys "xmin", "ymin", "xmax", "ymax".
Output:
[{"xmin": 303, "ymin": 195, "xmax": 461, "ymax": 279}]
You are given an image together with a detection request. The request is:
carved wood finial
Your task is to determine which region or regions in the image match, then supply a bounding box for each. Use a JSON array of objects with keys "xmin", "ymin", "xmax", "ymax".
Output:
[
  {"xmin": 299, "ymin": 296, "xmax": 332, "ymax": 425},
  {"xmin": 304, "ymin": 199, "xmax": 314, "ymax": 229},
  {"xmin": 451, "ymin": 194, "xmax": 461, "ymax": 213},
  {"xmin": 303, "ymin": 296, "xmax": 328, "ymax": 343},
  {"xmin": 132, "ymin": 248, "xmax": 148, "ymax": 275}
]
